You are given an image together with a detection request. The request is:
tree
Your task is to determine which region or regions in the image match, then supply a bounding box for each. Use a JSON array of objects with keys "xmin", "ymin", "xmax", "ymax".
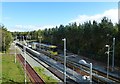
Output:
[
  {"xmin": 0, "ymin": 24, "xmax": 13, "ymax": 52},
  {"xmin": 11, "ymin": 17, "xmax": 120, "ymax": 67}
]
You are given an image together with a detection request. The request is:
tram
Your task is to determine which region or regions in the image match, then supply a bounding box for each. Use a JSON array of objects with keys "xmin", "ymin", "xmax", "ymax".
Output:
[{"xmin": 36, "ymin": 43, "xmax": 58, "ymax": 55}]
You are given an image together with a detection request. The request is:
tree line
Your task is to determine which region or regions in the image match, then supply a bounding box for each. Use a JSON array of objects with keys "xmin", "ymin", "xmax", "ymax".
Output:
[
  {"xmin": 12, "ymin": 17, "xmax": 120, "ymax": 67},
  {"xmin": 0, "ymin": 24, "xmax": 13, "ymax": 52}
]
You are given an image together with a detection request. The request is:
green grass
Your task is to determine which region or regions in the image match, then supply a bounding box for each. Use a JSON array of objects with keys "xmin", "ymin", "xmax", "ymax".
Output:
[
  {"xmin": 2, "ymin": 54, "xmax": 30, "ymax": 83},
  {"xmin": 0, "ymin": 54, "xmax": 2, "ymax": 84},
  {"xmin": 34, "ymin": 67, "xmax": 59, "ymax": 84}
]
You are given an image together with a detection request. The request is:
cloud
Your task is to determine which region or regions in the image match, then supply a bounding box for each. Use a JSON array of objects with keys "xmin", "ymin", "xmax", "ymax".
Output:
[
  {"xmin": 69, "ymin": 9, "xmax": 118, "ymax": 25},
  {"xmin": 41, "ymin": 25, "xmax": 57, "ymax": 29},
  {"xmin": 8, "ymin": 24, "xmax": 57, "ymax": 32},
  {"xmin": 7, "ymin": 25, "xmax": 39, "ymax": 32},
  {"xmin": 13, "ymin": 25, "xmax": 39, "ymax": 31}
]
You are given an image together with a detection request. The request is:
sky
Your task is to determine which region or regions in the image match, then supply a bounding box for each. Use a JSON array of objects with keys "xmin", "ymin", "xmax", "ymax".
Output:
[{"xmin": 2, "ymin": 2, "xmax": 119, "ymax": 32}]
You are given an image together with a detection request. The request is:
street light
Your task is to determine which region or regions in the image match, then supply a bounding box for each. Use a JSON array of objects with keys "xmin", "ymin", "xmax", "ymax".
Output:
[
  {"xmin": 105, "ymin": 44, "xmax": 110, "ymax": 79},
  {"xmin": 14, "ymin": 36, "xmax": 17, "ymax": 63},
  {"xmin": 112, "ymin": 38, "xmax": 115, "ymax": 71},
  {"xmin": 79, "ymin": 60, "xmax": 92, "ymax": 83},
  {"xmin": 14, "ymin": 42, "xmax": 16, "ymax": 63},
  {"xmin": 89, "ymin": 63, "xmax": 92, "ymax": 83},
  {"xmin": 23, "ymin": 37, "xmax": 27, "ymax": 84},
  {"xmin": 26, "ymin": 35, "xmax": 28, "ymax": 43},
  {"xmin": 62, "ymin": 38, "xmax": 66, "ymax": 84},
  {"xmin": 38, "ymin": 36, "xmax": 42, "ymax": 50}
]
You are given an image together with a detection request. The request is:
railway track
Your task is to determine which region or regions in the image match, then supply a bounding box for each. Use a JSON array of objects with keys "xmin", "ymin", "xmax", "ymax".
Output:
[
  {"xmin": 17, "ymin": 54, "xmax": 45, "ymax": 84},
  {"xmin": 55, "ymin": 55, "xmax": 120, "ymax": 83},
  {"xmin": 16, "ymin": 42, "xmax": 120, "ymax": 83},
  {"xmin": 65, "ymin": 57, "xmax": 120, "ymax": 83},
  {"xmin": 37, "ymin": 49, "xmax": 120, "ymax": 83},
  {"xmin": 16, "ymin": 42, "xmax": 78, "ymax": 84},
  {"xmin": 25, "ymin": 49, "xmax": 79, "ymax": 84}
]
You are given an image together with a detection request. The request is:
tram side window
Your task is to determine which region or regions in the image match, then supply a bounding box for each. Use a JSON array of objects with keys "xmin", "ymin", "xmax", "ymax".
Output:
[{"xmin": 51, "ymin": 47, "xmax": 57, "ymax": 52}]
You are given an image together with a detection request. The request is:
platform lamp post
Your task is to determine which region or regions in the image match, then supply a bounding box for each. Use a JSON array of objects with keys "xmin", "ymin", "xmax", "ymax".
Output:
[
  {"xmin": 79, "ymin": 60, "xmax": 92, "ymax": 83},
  {"xmin": 105, "ymin": 45, "xmax": 110, "ymax": 79},
  {"xmin": 112, "ymin": 37, "xmax": 115, "ymax": 71},
  {"xmin": 26, "ymin": 35, "xmax": 28, "ymax": 43},
  {"xmin": 23, "ymin": 36, "xmax": 27, "ymax": 84},
  {"xmin": 14, "ymin": 36, "xmax": 17, "ymax": 63},
  {"xmin": 15, "ymin": 45, "xmax": 16, "ymax": 63},
  {"xmin": 62, "ymin": 38, "xmax": 66, "ymax": 84},
  {"xmin": 38, "ymin": 36, "xmax": 42, "ymax": 50},
  {"xmin": 89, "ymin": 63, "xmax": 92, "ymax": 83}
]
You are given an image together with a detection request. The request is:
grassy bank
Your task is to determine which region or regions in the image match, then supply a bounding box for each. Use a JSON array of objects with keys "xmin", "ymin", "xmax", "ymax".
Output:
[
  {"xmin": 0, "ymin": 53, "xmax": 2, "ymax": 83},
  {"xmin": 34, "ymin": 67, "xmax": 58, "ymax": 84},
  {"xmin": 2, "ymin": 54, "xmax": 30, "ymax": 83}
]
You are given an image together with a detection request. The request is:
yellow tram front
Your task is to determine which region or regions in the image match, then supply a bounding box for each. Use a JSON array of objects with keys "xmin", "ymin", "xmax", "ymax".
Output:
[{"xmin": 48, "ymin": 45, "xmax": 58, "ymax": 56}]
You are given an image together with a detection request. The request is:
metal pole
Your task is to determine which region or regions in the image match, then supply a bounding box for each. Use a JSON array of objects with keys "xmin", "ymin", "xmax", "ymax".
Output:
[
  {"xmin": 26, "ymin": 35, "xmax": 27, "ymax": 45},
  {"xmin": 40, "ymin": 37, "xmax": 41, "ymax": 50},
  {"xmin": 64, "ymin": 38, "xmax": 66, "ymax": 84},
  {"xmin": 73, "ymin": 67, "xmax": 74, "ymax": 76},
  {"xmin": 24, "ymin": 42, "xmax": 27, "ymax": 84},
  {"xmin": 14, "ymin": 36, "xmax": 17, "ymax": 63},
  {"xmin": 62, "ymin": 38, "xmax": 66, "ymax": 84},
  {"xmin": 23, "ymin": 36, "xmax": 24, "ymax": 41},
  {"xmin": 112, "ymin": 38, "xmax": 115, "ymax": 71},
  {"xmin": 38, "ymin": 36, "xmax": 42, "ymax": 50},
  {"xmin": 90, "ymin": 63, "xmax": 92, "ymax": 83},
  {"xmin": 16, "ymin": 36, "xmax": 17, "ymax": 41},
  {"xmin": 15, "ymin": 43, "xmax": 16, "ymax": 63},
  {"xmin": 107, "ymin": 46, "xmax": 110, "ymax": 79}
]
